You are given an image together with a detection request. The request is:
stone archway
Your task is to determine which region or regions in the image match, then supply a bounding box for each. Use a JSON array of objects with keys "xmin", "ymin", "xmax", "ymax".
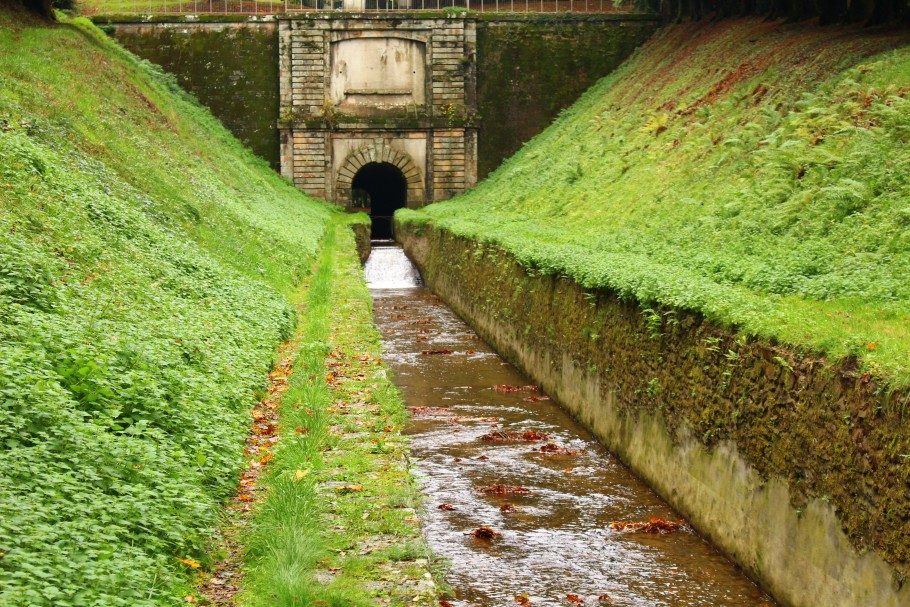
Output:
[{"xmin": 335, "ymin": 143, "xmax": 424, "ymax": 210}]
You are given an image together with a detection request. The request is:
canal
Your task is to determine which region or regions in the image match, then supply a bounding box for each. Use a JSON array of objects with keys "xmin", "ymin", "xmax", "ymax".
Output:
[{"xmin": 366, "ymin": 244, "xmax": 773, "ymax": 607}]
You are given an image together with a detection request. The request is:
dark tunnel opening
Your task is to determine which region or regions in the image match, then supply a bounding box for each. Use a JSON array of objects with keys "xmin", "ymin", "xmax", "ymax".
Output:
[{"xmin": 351, "ymin": 162, "xmax": 407, "ymax": 240}]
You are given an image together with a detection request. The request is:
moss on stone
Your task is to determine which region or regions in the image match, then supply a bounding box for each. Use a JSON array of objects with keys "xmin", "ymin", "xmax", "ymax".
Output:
[
  {"xmin": 474, "ymin": 18, "xmax": 655, "ymax": 177},
  {"xmin": 109, "ymin": 23, "xmax": 280, "ymax": 169}
]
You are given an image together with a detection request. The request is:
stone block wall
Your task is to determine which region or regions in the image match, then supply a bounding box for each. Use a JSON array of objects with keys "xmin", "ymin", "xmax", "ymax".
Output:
[{"xmin": 278, "ymin": 15, "xmax": 478, "ymax": 207}]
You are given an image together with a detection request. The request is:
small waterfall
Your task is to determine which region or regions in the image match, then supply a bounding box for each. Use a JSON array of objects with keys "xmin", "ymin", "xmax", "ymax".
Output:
[{"xmin": 364, "ymin": 245, "xmax": 423, "ymax": 289}]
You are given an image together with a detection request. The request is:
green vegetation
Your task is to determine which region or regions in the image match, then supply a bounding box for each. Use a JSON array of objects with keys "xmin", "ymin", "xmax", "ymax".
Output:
[
  {"xmin": 112, "ymin": 23, "xmax": 281, "ymax": 169},
  {"xmin": 399, "ymin": 19, "xmax": 910, "ymax": 384},
  {"xmin": 475, "ymin": 18, "xmax": 656, "ymax": 177},
  {"xmin": 239, "ymin": 223, "xmax": 439, "ymax": 607},
  {"xmin": 79, "ymin": 0, "xmax": 288, "ymax": 14},
  {"xmin": 0, "ymin": 12, "xmax": 334, "ymax": 606}
]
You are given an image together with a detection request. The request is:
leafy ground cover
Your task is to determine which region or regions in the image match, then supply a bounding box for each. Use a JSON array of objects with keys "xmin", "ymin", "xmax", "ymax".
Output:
[
  {"xmin": 0, "ymin": 11, "xmax": 334, "ymax": 606},
  {"xmin": 399, "ymin": 19, "xmax": 910, "ymax": 385},
  {"xmin": 235, "ymin": 223, "xmax": 442, "ymax": 607}
]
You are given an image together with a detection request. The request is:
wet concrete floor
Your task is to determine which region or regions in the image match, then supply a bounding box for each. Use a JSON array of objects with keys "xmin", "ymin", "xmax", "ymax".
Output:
[{"xmin": 367, "ymin": 246, "xmax": 774, "ymax": 607}]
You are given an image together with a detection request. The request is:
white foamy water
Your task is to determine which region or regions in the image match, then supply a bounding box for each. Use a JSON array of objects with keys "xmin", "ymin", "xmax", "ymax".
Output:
[{"xmin": 364, "ymin": 245, "xmax": 423, "ymax": 289}]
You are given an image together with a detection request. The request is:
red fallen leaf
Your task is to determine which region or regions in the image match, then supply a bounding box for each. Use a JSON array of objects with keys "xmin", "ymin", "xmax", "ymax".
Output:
[
  {"xmin": 493, "ymin": 384, "xmax": 538, "ymax": 393},
  {"xmin": 471, "ymin": 526, "xmax": 502, "ymax": 540},
  {"xmin": 438, "ymin": 503, "xmax": 457, "ymax": 511},
  {"xmin": 479, "ymin": 484, "xmax": 530, "ymax": 495},
  {"xmin": 515, "ymin": 595, "xmax": 532, "ymax": 606},
  {"xmin": 440, "ymin": 600, "xmax": 455, "ymax": 607},
  {"xmin": 538, "ymin": 443, "xmax": 584, "ymax": 456},
  {"xmin": 609, "ymin": 517, "xmax": 685, "ymax": 534},
  {"xmin": 408, "ymin": 406, "xmax": 451, "ymax": 417},
  {"xmin": 420, "ymin": 349, "xmax": 454, "ymax": 356},
  {"xmin": 597, "ymin": 595, "xmax": 613, "ymax": 604},
  {"xmin": 479, "ymin": 430, "xmax": 550, "ymax": 443},
  {"xmin": 566, "ymin": 594, "xmax": 585, "ymax": 605},
  {"xmin": 523, "ymin": 395, "xmax": 549, "ymax": 402},
  {"xmin": 499, "ymin": 503, "xmax": 517, "ymax": 513},
  {"xmin": 521, "ymin": 430, "xmax": 549, "ymax": 441}
]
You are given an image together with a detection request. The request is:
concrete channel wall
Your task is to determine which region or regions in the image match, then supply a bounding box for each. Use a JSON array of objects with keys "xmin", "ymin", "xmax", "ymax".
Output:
[{"xmin": 397, "ymin": 221, "xmax": 910, "ymax": 607}]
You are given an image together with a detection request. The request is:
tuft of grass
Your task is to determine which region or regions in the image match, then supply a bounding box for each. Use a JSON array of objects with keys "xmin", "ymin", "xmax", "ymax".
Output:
[
  {"xmin": 0, "ymin": 11, "xmax": 332, "ymax": 607},
  {"xmin": 399, "ymin": 19, "xmax": 910, "ymax": 386}
]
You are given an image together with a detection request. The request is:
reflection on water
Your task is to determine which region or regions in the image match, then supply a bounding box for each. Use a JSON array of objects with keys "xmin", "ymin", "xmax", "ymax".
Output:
[{"xmin": 367, "ymin": 247, "xmax": 773, "ymax": 607}]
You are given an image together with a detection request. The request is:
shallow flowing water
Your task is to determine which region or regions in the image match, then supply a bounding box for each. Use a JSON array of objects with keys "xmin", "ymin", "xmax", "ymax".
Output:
[{"xmin": 367, "ymin": 245, "xmax": 774, "ymax": 607}]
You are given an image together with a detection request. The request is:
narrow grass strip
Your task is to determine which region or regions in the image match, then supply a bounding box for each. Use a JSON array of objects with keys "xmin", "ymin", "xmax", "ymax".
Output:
[{"xmin": 240, "ymin": 220, "xmax": 442, "ymax": 607}]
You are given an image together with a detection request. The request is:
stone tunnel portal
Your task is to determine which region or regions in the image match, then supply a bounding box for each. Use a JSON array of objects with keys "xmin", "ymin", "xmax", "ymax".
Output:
[{"xmin": 352, "ymin": 162, "xmax": 407, "ymax": 240}]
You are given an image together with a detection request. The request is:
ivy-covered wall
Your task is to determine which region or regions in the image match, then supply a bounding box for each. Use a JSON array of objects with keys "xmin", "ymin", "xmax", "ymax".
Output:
[
  {"xmin": 107, "ymin": 22, "xmax": 280, "ymax": 169},
  {"xmin": 475, "ymin": 16, "xmax": 658, "ymax": 178}
]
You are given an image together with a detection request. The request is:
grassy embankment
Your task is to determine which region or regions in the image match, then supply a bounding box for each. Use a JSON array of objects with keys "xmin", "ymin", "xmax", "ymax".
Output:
[
  {"xmin": 400, "ymin": 19, "xmax": 910, "ymax": 385},
  {"xmin": 0, "ymin": 11, "xmax": 426, "ymax": 606}
]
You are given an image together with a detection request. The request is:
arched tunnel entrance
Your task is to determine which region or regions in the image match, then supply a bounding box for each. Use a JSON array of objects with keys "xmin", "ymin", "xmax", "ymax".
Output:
[{"xmin": 352, "ymin": 162, "xmax": 407, "ymax": 240}]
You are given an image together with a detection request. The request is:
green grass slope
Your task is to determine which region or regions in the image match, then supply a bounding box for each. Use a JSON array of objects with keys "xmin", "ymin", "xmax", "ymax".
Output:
[
  {"xmin": 0, "ymin": 13, "xmax": 332, "ymax": 606},
  {"xmin": 400, "ymin": 19, "xmax": 910, "ymax": 385}
]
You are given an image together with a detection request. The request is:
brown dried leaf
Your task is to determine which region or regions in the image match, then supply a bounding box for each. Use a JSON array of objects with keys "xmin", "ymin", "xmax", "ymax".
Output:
[
  {"xmin": 478, "ymin": 484, "xmax": 530, "ymax": 495},
  {"xmin": 609, "ymin": 517, "xmax": 684, "ymax": 534},
  {"xmin": 471, "ymin": 526, "xmax": 502, "ymax": 540}
]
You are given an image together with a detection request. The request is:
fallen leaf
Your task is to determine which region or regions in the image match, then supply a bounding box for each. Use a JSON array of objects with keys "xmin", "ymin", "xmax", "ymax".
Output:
[
  {"xmin": 538, "ymin": 443, "xmax": 584, "ymax": 456},
  {"xmin": 494, "ymin": 384, "xmax": 538, "ymax": 393},
  {"xmin": 523, "ymin": 395, "xmax": 549, "ymax": 402},
  {"xmin": 515, "ymin": 594, "xmax": 532, "ymax": 606},
  {"xmin": 438, "ymin": 503, "xmax": 457, "ymax": 511},
  {"xmin": 179, "ymin": 558, "xmax": 201, "ymax": 569},
  {"xmin": 609, "ymin": 516, "xmax": 685, "ymax": 534},
  {"xmin": 566, "ymin": 594, "xmax": 584, "ymax": 605},
  {"xmin": 479, "ymin": 484, "xmax": 530, "ymax": 495},
  {"xmin": 480, "ymin": 430, "xmax": 549, "ymax": 443},
  {"xmin": 597, "ymin": 595, "xmax": 612, "ymax": 604},
  {"xmin": 499, "ymin": 503, "xmax": 517, "ymax": 513},
  {"xmin": 383, "ymin": 425, "xmax": 395, "ymax": 432},
  {"xmin": 295, "ymin": 426, "xmax": 309, "ymax": 434},
  {"xmin": 337, "ymin": 484, "xmax": 364, "ymax": 494},
  {"xmin": 237, "ymin": 493, "xmax": 254, "ymax": 502},
  {"xmin": 472, "ymin": 526, "xmax": 502, "ymax": 540},
  {"xmin": 440, "ymin": 600, "xmax": 454, "ymax": 607},
  {"xmin": 420, "ymin": 349, "xmax": 454, "ymax": 355},
  {"xmin": 259, "ymin": 452, "xmax": 273, "ymax": 465},
  {"xmin": 293, "ymin": 469, "xmax": 310, "ymax": 481},
  {"xmin": 184, "ymin": 596, "xmax": 197, "ymax": 604}
]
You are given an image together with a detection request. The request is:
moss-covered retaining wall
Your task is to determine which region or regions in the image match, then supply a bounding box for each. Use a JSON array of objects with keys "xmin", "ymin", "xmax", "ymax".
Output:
[
  {"xmin": 397, "ymin": 221, "xmax": 910, "ymax": 607},
  {"xmin": 474, "ymin": 15, "xmax": 657, "ymax": 178},
  {"xmin": 102, "ymin": 21, "xmax": 280, "ymax": 169}
]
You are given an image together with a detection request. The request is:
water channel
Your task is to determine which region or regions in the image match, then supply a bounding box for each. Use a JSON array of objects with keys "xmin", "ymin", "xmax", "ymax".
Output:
[{"xmin": 365, "ymin": 244, "xmax": 774, "ymax": 607}]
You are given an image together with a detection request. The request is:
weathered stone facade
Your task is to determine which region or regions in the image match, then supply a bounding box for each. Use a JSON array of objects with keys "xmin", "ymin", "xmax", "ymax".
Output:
[{"xmin": 278, "ymin": 15, "xmax": 478, "ymax": 208}]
